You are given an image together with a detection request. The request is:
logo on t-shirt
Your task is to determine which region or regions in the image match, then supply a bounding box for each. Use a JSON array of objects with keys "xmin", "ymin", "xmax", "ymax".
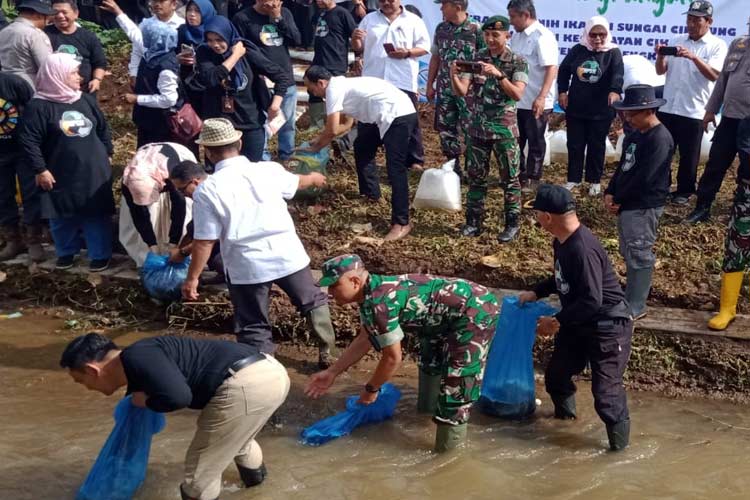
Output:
[
  {"xmin": 259, "ymin": 24, "xmax": 283, "ymax": 47},
  {"xmin": 622, "ymin": 143, "xmax": 637, "ymax": 172},
  {"xmin": 59, "ymin": 110, "xmax": 93, "ymax": 137},
  {"xmin": 0, "ymin": 98, "xmax": 20, "ymax": 139},
  {"xmin": 56, "ymin": 44, "xmax": 82, "ymax": 61},
  {"xmin": 555, "ymin": 260, "xmax": 570, "ymax": 295},
  {"xmin": 576, "ymin": 59, "xmax": 602, "ymax": 83},
  {"xmin": 315, "ymin": 19, "xmax": 329, "ymax": 38}
]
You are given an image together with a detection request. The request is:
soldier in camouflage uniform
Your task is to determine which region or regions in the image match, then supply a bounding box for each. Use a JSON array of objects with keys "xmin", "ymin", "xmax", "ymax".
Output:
[
  {"xmin": 708, "ymin": 117, "xmax": 750, "ymax": 331},
  {"xmin": 426, "ymin": 0, "xmax": 485, "ymax": 175},
  {"xmin": 450, "ymin": 16, "xmax": 528, "ymax": 243},
  {"xmin": 305, "ymin": 254, "xmax": 499, "ymax": 452}
]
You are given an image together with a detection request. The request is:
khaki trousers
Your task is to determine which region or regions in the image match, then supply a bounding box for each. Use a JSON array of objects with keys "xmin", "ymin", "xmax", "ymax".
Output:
[{"xmin": 181, "ymin": 355, "xmax": 290, "ymax": 499}]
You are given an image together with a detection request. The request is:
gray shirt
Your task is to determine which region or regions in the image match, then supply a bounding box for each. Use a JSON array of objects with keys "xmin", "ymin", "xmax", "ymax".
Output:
[
  {"xmin": 0, "ymin": 17, "xmax": 53, "ymax": 89},
  {"xmin": 706, "ymin": 35, "xmax": 750, "ymax": 119}
]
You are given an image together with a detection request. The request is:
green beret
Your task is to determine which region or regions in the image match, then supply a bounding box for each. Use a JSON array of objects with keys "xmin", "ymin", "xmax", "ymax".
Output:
[{"xmin": 482, "ymin": 15, "xmax": 510, "ymax": 32}]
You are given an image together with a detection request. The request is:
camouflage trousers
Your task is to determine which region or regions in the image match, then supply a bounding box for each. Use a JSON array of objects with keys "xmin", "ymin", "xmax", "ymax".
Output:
[
  {"xmin": 722, "ymin": 181, "xmax": 750, "ymax": 273},
  {"xmin": 419, "ymin": 292, "xmax": 499, "ymax": 425},
  {"xmin": 434, "ymin": 87, "xmax": 468, "ymax": 160},
  {"xmin": 465, "ymin": 135, "xmax": 522, "ymax": 223}
]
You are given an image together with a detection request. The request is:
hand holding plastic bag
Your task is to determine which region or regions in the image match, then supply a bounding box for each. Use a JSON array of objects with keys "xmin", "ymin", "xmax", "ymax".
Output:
[
  {"xmin": 76, "ymin": 396, "xmax": 166, "ymax": 500},
  {"xmin": 140, "ymin": 252, "xmax": 190, "ymax": 302},
  {"xmin": 291, "ymin": 141, "xmax": 330, "ymax": 200},
  {"xmin": 479, "ymin": 296, "xmax": 558, "ymax": 419},
  {"xmin": 300, "ymin": 383, "xmax": 401, "ymax": 446},
  {"xmin": 413, "ymin": 159, "xmax": 461, "ymax": 211}
]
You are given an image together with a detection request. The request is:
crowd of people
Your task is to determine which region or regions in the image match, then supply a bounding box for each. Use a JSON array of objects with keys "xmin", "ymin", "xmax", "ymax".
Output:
[{"xmin": 0, "ymin": 0, "xmax": 749, "ymax": 497}]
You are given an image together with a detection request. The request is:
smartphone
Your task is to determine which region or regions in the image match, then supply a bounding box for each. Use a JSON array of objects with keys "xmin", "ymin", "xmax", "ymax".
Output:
[
  {"xmin": 181, "ymin": 44, "xmax": 195, "ymax": 55},
  {"xmin": 456, "ymin": 61, "xmax": 483, "ymax": 74},
  {"xmin": 383, "ymin": 43, "xmax": 395, "ymax": 53},
  {"xmin": 658, "ymin": 46, "xmax": 678, "ymax": 56}
]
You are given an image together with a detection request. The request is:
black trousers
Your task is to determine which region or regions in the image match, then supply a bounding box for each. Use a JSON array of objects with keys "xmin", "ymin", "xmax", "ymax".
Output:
[
  {"xmin": 517, "ymin": 108, "xmax": 551, "ymax": 182},
  {"xmin": 229, "ymin": 266, "xmax": 328, "ymax": 354},
  {"xmin": 696, "ymin": 116, "xmax": 740, "ymax": 208},
  {"xmin": 545, "ymin": 319, "xmax": 633, "ymax": 426},
  {"xmin": 0, "ymin": 151, "xmax": 41, "ymax": 227},
  {"xmin": 121, "ymin": 183, "xmax": 186, "ymax": 247},
  {"xmin": 566, "ymin": 115, "xmax": 612, "ymax": 184},
  {"xmin": 658, "ymin": 112, "xmax": 703, "ymax": 196},
  {"xmin": 354, "ymin": 113, "xmax": 417, "ymax": 226},
  {"xmin": 401, "ymin": 89, "xmax": 425, "ymax": 168}
]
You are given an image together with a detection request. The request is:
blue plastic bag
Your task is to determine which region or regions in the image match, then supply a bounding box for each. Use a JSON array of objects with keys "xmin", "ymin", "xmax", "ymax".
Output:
[
  {"xmin": 140, "ymin": 252, "xmax": 190, "ymax": 302},
  {"xmin": 300, "ymin": 383, "xmax": 401, "ymax": 446},
  {"xmin": 478, "ymin": 296, "xmax": 558, "ymax": 419},
  {"xmin": 77, "ymin": 396, "xmax": 166, "ymax": 500}
]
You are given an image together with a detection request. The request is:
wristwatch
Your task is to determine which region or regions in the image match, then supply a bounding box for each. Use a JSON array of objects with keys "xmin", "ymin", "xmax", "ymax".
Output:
[
  {"xmin": 179, "ymin": 247, "xmax": 190, "ymax": 257},
  {"xmin": 497, "ymin": 70, "xmax": 507, "ymax": 81},
  {"xmin": 364, "ymin": 383, "xmax": 380, "ymax": 393}
]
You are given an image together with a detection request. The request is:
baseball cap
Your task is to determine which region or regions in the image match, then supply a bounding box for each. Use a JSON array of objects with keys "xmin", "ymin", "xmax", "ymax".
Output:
[
  {"xmin": 531, "ymin": 184, "xmax": 576, "ymax": 214},
  {"xmin": 684, "ymin": 0, "xmax": 713, "ymax": 17},
  {"xmin": 318, "ymin": 254, "xmax": 364, "ymax": 287}
]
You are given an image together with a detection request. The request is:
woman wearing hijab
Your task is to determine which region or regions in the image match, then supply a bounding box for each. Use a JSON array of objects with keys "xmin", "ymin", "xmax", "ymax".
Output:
[
  {"xmin": 18, "ymin": 53, "xmax": 115, "ymax": 272},
  {"xmin": 123, "ymin": 19, "xmax": 181, "ymax": 148},
  {"xmin": 194, "ymin": 16, "xmax": 293, "ymax": 161},
  {"xmin": 558, "ymin": 16, "xmax": 624, "ymax": 196},
  {"xmin": 177, "ymin": 0, "xmax": 216, "ymax": 116}
]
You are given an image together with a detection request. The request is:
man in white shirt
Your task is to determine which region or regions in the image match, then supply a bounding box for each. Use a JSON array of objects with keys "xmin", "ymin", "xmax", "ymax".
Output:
[
  {"xmin": 507, "ymin": 0, "xmax": 558, "ymax": 192},
  {"xmin": 102, "ymin": 0, "xmax": 184, "ymax": 81},
  {"xmin": 173, "ymin": 118, "xmax": 337, "ymax": 368},
  {"xmin": 655, "ymin": 0, "xmax": 727, "ymax": 205},
  {"xmin": 304, "ymin": 66, "xmax": 418, "ymax": 241},
  {"xmin": 351, "ymin": 0, "xmax": 430, "ymax": 169}
]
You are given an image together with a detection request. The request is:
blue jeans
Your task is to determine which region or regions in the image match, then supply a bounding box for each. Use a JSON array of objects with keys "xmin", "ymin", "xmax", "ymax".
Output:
[
  {"xmin": 241, "ymin": 128, "xmax": 266, "ymax": 162},
  {"xmin": 263, "ymin": 85, "xmax": 297, "ymax": 161},
  {"xmin": 49, "ymin": 214, "xmax": 113, "ymax": 260}
]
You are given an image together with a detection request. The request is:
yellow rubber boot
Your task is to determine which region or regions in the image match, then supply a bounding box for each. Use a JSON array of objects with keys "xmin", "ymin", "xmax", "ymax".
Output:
[{"xmin": 707, "ymin": 272, "xmax": 744, "ymax": 330}]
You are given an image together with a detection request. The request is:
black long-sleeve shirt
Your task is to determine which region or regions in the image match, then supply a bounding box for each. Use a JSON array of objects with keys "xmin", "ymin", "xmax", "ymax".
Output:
[
  {"xmin": 558, "ymin": 44, "xmax": 624, "ymax": 120},
  {"xmin": 0, "ymin": 73, "xmax": 33, "ymax": 155},
  {"xmin": 121, "ymin": 336, "xmax": 262, "ymax": 412},
  {"xmin": 605, "ymin": 123, "xmax": 673, "ymax": 211},
  {"xmin": 533, "ymin": 225, "xmax": 625, "ymax": 327},
  {"xmin": 232, "ymin": 6, "xmax": 300, "ymax": 78}
]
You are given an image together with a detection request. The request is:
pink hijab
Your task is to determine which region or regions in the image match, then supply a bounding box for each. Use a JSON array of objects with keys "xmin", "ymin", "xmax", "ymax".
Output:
[
  {"xmin": 581, "ymin": 16, "xmax": 617, "ymax": 52},
  {"xmin": 34, "ymin": 53, "xmax": 82, "ymax": 104}
]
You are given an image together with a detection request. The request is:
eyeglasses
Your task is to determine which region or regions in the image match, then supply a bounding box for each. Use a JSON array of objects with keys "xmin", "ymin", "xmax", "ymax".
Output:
[
  {"xmin": 175, "ymin": 181, "xmax": 194, "ymax": 195},
  {"xmin": 589, "ymin": 32, "xmax": 607, "ymax": 39}
]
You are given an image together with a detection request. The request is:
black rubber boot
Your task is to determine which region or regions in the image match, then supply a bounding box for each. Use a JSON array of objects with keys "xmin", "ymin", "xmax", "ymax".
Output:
[
  {"xmin": 237, "ymin": 462, "xmax": 267, "ymax": 487},
  {"xmin": 551, "ymin": 395, "xmax": 577, "ymax": 420},
  {"xmin": 684, "ymin": 204, "xmax": 711, "ymax": 224},
  {"xmin": 497, "ymin": 213, "xmax": 520, "ymax": 243},
  {"xmin": 606, "ymin": 419, "xmax": 630, "ymax": 451},
  {"xmin": 459, "ymin": 213, "xmax": 483, "ymax": 237},
  {"xmin": 416, "ymin": 369, "xmax": 441, "ymax": 414}
]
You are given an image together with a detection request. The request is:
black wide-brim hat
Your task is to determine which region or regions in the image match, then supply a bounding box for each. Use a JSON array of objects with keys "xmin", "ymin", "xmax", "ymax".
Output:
[{"xmin": 613, "ymin": 84, "xmax": 667, "ymax": 111}]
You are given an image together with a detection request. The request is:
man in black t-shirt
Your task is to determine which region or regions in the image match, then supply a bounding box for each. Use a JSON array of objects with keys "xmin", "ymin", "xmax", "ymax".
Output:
[
  {"xmin": 519, "ymin": 184, "xmax": 633, "ymax": 452},
  {"xmin": 0, "ymin": 73, "xmax": 42, "ymax": 262},
  {"xmin": 61, "ymin": 333, "xmax": 290, "ymax": 500},
  {"xmin": 308, "ymin": 0, "xmax": 356, "ymax": 127},
  {"xmin": 46, "ymin": 0, "xmax": 108, "ymax": 93},
  {"xmin": 233, "ymin": 0, "xmax": 300, "ymax": 162}
]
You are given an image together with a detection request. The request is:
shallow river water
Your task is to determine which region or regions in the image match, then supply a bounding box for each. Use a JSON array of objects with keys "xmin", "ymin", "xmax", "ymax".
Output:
[{"xmin": 1, "ymin": 316, "xmax": 749, "ymax": 500}]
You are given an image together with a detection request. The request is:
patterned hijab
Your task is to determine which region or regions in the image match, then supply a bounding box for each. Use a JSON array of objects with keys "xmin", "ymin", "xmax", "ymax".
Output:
[
  {"xmin": 142, "ymin": 19, "xmax": 179, "ymax": 67},
  {"xmin": 580, "ymin": 16, "xmax": 617, "ymax": 53},
  {"xmin": 34, "ymin": 52, "xmax": 82, "ymax": 104},
  {"xmin": 182, "ymin": 0, "xmax": 217, "ymax": 45}
]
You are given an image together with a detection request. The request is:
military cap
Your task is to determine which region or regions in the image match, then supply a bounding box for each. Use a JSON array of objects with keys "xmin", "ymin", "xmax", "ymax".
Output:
[
  {"xmin": 684, "ymin": 0, "xmax": 713, "ymax": 17},
  {"xmin": 531, "ymin": 184, "xmax": 576, "ymax": 214},
  {"xmin": 433, "ymin": 0, "xmax": 468, "ymax": 9},
  {"xmin": 482, "ymin": 15, "xmax": 510, "ymax": 32},
  {"xmin": 318, "ymin": 254, "xmax": 364, "ymax": 287}
]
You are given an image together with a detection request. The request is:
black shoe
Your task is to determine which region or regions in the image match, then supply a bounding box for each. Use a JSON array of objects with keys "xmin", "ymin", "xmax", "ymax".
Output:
[
  {"xmin": 497, "ymin": 214, "xmax": 520, "ymax": 243},
  {"xmin": 460, "ymin": 223, "xmax": 482, "ymax": 237},
  {"xmin": 552, "ymin": 395, "xmax": 577, "ymax": 420},
  {"xmin": 237, "ymin": 462, "xmax": 267, "ymax": 488},
  {"xmin": 606, "ymin": 419, "xmax": 630, "ymax": 451},
  {"xmin": 89, "ymin": 258, "xmax": 110, "ymax": 272},
  {"xmin": 668, "ymin": 191, "xmax": 691, "ymax": 205},
  {"xmin": 55, "ymin": 255, "xmax": 75, "ymax": 270},
  {"xmin": 684, "ymin": 205, "xmax": 711, "ymax": 224}
]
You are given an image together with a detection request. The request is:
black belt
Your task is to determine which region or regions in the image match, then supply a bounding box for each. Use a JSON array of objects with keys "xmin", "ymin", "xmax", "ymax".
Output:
[{"xmin": 225, "ymin": 353, "xmax": 265, "ymax": 379}]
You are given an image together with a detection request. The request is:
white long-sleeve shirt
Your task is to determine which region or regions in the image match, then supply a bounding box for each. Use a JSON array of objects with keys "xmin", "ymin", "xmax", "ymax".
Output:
[
  {"xmin": 136, "ymin": 69, "xmax": 179, "ymax": 109},
  {"xmin": 117, "ymin": 12, "xmax": 184, "ymax": 77}
]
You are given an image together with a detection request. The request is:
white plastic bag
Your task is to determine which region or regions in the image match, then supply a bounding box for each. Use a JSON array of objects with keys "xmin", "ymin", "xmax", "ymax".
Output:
[
  {"xmin": 413, "ymin": 159, "xmax": 462, "ymax": 211},
  {"xmin": 700, "ymin": 116, "xmax": 720, "ymax": 164},
  {"xmin": 549, "ymin": 130, "xmax": 568, "ymax": 163},
  {"xmin": 605, "ymin": 137, "xmax": 618, "ymax": 163}
]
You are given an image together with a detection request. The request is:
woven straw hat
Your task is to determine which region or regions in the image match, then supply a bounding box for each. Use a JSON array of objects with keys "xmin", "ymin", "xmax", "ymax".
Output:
[{"xmin": 195, "ymin": 118, "xmax": 243, "ymax": 146}]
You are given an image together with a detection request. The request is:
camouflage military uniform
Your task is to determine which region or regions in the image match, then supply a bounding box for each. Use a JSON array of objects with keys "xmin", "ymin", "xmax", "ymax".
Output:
[
  {"xmin": 432, "ymin": 17, "xmax": 485, "ymax": 160},
  {"xmin": 360, "ymin": 273, "xmax": 499, "ymax": 425},
  {"xmin": 463, "ymin": 46, "xmax": 529, "ymax": 224},
  {"xmin": 723, "ymin": 119, "xmax": 750, "ymax": 272}
]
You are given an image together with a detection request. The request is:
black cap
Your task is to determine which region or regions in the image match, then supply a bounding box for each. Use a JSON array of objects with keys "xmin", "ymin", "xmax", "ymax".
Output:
[
  {"xmin": 532, "ymin": 184, "xmax": 576, "ymax": 214},
  {"xmin": 17, "ymin": 0, "xmax": 56, "ymax": 15},
  {"xmin": 684, "ymin": 0, "xmax": 713, "ymax": 17}
]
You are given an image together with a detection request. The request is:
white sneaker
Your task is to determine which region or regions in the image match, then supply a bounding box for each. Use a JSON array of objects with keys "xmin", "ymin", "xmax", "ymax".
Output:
[
  {"xmin": 563, "ymin": 182, "xmax": 579, "ymax": 191},
  {"xmin": 588, "ymin": 183, "xmax": 602, "ymax": 196}
]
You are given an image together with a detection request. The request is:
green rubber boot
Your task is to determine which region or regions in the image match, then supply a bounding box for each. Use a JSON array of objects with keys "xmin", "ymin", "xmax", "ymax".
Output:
[
  {"xmin": 434, "ymin": 423, "xmax": 468, "ymax": 453},
  {"xmin": 306, "ymin": 305, "xmax": 338, "ymax": 369},
  {"xmin": 417, "ymin": 370, "xmax": 441, "ymax": 414}
]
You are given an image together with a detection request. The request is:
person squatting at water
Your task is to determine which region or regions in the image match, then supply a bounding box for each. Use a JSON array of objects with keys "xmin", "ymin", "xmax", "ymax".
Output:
[
  {"xmin": 448, "ymin": 15, "xmax": 528, "ymax": 244},
  {"xmin": 519, "ymin": 184, "xmax": 634, "ymax": 451},
  {"xmin": 305, "ymin": 254, "xmax": 499, "ymax": 452},
  {"xmin": 60, "ymin": 333, "xmax": 290, "ymax": 500},
  {"xmin": 171, "ymin": 118, "xmax": 337, "ymax": 368}
]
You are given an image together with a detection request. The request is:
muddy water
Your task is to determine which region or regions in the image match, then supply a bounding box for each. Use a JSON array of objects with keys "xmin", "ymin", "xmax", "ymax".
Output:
[{"xmin": 1, "ymin": 316, "xmax": 749, "ymax": 500}]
